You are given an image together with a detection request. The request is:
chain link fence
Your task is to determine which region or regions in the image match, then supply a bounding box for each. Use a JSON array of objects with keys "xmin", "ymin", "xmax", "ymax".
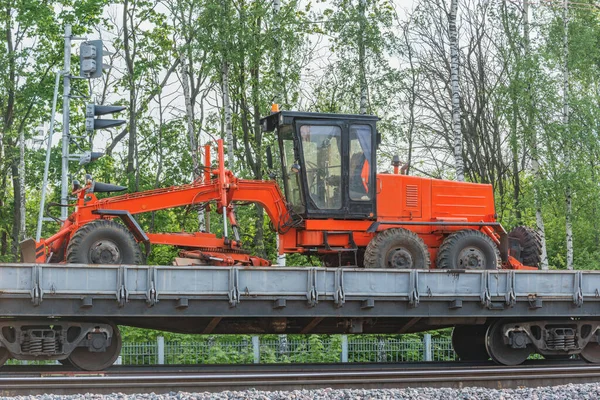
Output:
[
  {"xmin": 6, "ymin": 334, "xmax": 456, "ymax": 366},
  {"xmin": 117, "ymin": 335, "xmax": 456, "ymax": 365}
]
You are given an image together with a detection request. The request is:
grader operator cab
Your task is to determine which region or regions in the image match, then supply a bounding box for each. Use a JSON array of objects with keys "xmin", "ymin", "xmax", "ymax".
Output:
[
  {"xmin": 26, "ymin": 110, "xmax": 541, "ymax": 271},
  {"xmin": 263, "ymin": 111, "xmax": 379, "ymax": 221}
]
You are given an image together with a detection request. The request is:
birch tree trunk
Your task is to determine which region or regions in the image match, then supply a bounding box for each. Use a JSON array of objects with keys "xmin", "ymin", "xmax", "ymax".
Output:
[
  {"xmin": 10, "ymin": 162, "xmax": 20, "ymax": 258},
  {"xmin": 123, "ymin": 0, "xmax": 138, "ymax": 188},
  {"xmin": 222, "ymin": 61, "xmax": 234, "ymax": 169},
  {"xmin": 449, "ymin": 0, "xmax": 464, "ymax": 181},
  {"xmin": 180, "ymin": 54, "xmax": 200, "ymax": 179},
  {"xmin": 402, "ymin": 21, "xmax": 417, "ymax": 176},
  {"xmin": 523, "ymin": 0, "xmax": 549, "ymax": 269},
  {"xmin": 18, "ymin": 127, "xmax": 25, "ymax": 242},
  {"xmin": 180, "ymin": 53, "xmax": 205, "ymax": 231},
  {"xmin": 273, "ymin": 0, "xmax": 286, "ymax": 265},
  {"xmin": 273, "ymin": 0, "xmax": 283, "ymax": 106},
  {"xmin": 523, "ymin": 0, "xmax": 548, "ymax": 270},
  {"xmin": 10, "ymin": 127, "xmax": 26, "ymax": 259},
  {"xmin": 562, "ymin": 0, "xmax": 573, "ymax": 269},
  {"xmin": 358, "ymin": 0, "xmax": 367, "ymax": 115},
  {"xmin": 0, "ymin": 175, "xmax": 6, "ymax": 257}
]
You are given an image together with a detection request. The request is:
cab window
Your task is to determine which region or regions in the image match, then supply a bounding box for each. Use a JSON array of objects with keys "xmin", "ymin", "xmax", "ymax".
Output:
[
  {"xmin": 349, "ymin": 124, "xmax": 372, "ymax": 201},
  {"xmin": 282, "ymin": 138, "xmax": 305, "ymax": 213},
  {"xmin": 299, "ymin": 125, "xmax": 342, "ymax": 210}
]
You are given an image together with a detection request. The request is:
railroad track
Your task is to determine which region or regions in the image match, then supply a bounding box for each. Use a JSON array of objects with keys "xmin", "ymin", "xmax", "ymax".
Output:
[{"xmin": 0, "ymin": 361, "xmax": 597, "ymax": 395}]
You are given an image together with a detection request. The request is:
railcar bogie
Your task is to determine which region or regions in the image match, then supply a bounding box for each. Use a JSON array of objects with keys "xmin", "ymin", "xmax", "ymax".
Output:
[
  {"xmin": 0, "ymin": 320, "xmax": 121, "ymax": 371},
  {"xmin": 480, "ymin": 319, "xmax": 600, "ymax": 365}
]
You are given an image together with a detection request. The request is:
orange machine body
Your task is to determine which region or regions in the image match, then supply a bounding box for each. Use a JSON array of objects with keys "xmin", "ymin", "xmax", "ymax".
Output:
[
  {"xmin": 31, "ymin": 111, "xmax": 532, "ymax": 270},
  {"xmin": 282, "ymin": 173, "xmax": 500, "ymax": 268}
]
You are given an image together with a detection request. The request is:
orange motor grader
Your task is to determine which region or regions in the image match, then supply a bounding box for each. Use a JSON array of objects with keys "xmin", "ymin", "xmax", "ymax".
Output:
[{"xmin": 25, "ymin": 111, "xmax": 541, "ymax": 270}]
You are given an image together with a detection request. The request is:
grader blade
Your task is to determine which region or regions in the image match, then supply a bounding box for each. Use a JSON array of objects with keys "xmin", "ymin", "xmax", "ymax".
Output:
[{"xmin": 20, "ymin": 238, "xmax": 37, "ymax": 263}]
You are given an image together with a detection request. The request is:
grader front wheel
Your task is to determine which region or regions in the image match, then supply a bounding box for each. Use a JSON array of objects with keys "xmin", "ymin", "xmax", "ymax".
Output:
[{"xmin": 66, "ymin": 220, "xmax": 143, "ymax": 265}]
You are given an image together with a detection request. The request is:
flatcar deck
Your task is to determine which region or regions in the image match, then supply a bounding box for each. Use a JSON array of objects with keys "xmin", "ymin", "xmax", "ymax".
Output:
[{"xmin": 0, "ymin": 263, "xmax": 597, "ymax": 334}]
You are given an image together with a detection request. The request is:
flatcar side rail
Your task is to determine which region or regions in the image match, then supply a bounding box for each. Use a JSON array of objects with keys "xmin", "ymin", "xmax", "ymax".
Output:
[{"xmin": 0, "ymin": 263, "xmax": 598, "ymax": 318}]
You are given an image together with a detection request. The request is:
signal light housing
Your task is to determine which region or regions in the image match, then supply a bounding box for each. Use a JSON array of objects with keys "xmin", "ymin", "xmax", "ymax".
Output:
[
  {"xmin": 85, "ymin": 104, "xmax": 126, "ymax": 133},
  {"xmin": 80, "ymin": 40, "xmax": 104, "ymax": 78},
  {"xmin": 79, "ymin": 151, "xmax": 105, "ymax": 165}
]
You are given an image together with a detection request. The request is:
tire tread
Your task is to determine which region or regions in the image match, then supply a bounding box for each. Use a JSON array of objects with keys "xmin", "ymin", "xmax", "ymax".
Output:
[
  {"xmin": 436, "ymin": 229, "xmax": 500, "ymax": 270},
  {"xmin": 509, "ymin": 226, "xmax": 542, "ymax": 267},
  {"xmin": 66, "ymin": 219, "xmax": 143, "ymax": 265},
  {"xmin": 364, "ymin": 228, "xmax": 430, "ymax": 269}
]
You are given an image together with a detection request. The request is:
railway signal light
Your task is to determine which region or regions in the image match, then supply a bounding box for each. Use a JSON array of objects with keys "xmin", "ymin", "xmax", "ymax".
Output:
[
  {"xmin": 85, "ymin": 104, "xmax": 126, "ymax": 133},
  {"xmin": 80, "ymin": 40, "xmax": 105, "ymax": 78},
  {"xmin": 79, "ymin": 151, "xmax": 104, "ymax": 165}
]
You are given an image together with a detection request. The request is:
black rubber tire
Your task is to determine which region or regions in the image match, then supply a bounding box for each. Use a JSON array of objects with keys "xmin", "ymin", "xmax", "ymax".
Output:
[
  {"xmin": 508, "ymin": 226, "xmax": 542, "ymax": 268},
  {"xmin": 436, "ymin": 229, "xmax": 500, "ymax": 270},
  {"xmin": 363, "ymin": 228, "xmax": 430, "ymax": 269},
  {"xmin": 66, "ymin": 220, "xmax": 143, "ymax": 265}
]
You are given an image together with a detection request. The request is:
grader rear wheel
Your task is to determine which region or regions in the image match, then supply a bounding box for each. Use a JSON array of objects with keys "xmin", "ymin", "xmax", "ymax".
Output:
[
  {"xmin": 508, "ymin": 226, "xmax": 542, "ymax": 268},
  {"xmin": 364, "ymin": 228, "xmax": 430, "ymax": 269},
  {"xmin": 437, "ymin": 230, "xmax": 500, "ymax": 270},
  {"xmin": 68, "ymin": 323, "xmax": 122, "ymax": 371}
]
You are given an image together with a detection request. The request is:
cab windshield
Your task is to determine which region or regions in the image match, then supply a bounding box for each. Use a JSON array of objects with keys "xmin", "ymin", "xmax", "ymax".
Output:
[{"xmin": 299, "ymin": 125, "xmax": 342, "ymax": 210}]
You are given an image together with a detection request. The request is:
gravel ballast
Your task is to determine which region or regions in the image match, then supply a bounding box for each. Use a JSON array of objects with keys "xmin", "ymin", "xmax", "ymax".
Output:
[{"xmin": 3, "ymin": 384, "xmax": 600, "ymax": 400}]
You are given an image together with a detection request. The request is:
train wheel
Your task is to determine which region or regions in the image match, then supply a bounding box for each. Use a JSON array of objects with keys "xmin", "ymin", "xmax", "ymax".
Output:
[
  {"xmin": 485, "ymin": 321, "xmax": 532, "ymax": 365},
  {"xmin": 508, "ymin": 226, "xmax": 542, "ymax": 268},
  {"xmin": 364, "ymin": 228, "xmax": 430, "ymax": 269},
  {"xmin": 57, "ymin": 358, "xmax": 73, "ymax": 366},
  {"xmin": 68, "ymin": 323, "xmax": 122, "ymax": 371},
  {"xmin": 66, "ymin": 220, "xmax": 143, "ymax": 265},
  {"xmin": 580, "ymin": 342, "xmax": 600, "ymax": 363},
  {"xmin": 0, "ymin": 348, "xmax": 10, "ymax": 367},
  {"xmin": 436, "ymin": 230, "xmax": 500, "ymax": 270},
  {"xmin": 452, "ymin": 325, "xmax": 489, "ymax": 361}
]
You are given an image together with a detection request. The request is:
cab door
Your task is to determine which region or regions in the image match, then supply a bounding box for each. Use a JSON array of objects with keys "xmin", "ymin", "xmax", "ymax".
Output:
[
  {"xmin": 345, "ymin": 123, "xmax": 377, "ymax": 219},
  {"xmin": 295, "ymin": 119, "xmax": 346, "ymax": 218},
  {"xmin": 294, "ymin": 119, "xmax": 376, "ymax": 220}
]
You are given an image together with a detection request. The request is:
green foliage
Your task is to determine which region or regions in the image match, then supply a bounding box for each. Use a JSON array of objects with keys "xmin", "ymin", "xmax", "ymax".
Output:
[
  {"xmin": 117, "ymin": 329, "xmax": 454, "ymax": 364},
  {"xmin": 4, "ymin": 0, "xmax": 600, "ymax": 274}
]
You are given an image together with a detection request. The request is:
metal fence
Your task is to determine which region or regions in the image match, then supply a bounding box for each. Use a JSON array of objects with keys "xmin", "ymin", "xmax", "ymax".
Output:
[{"xmin": 117, "ymin": 335, "xmax": 456, "ymax": 365}]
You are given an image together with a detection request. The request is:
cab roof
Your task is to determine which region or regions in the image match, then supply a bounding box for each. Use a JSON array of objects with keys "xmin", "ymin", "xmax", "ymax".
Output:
[{"xmin": 261, "ymin": 111, "xmax": 380, "ymax": 132}]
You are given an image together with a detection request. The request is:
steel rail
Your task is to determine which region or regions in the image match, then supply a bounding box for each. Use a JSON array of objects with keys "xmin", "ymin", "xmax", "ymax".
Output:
[{"xmin": 0, "ymin": 362, "xmax": 598, "ymax": 395}]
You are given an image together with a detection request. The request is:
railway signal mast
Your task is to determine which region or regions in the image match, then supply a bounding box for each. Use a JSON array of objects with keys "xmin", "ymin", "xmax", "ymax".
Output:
[
  {"xmin": 37, "ymin": 27, "xmax": 124, "ymax": 240},
  {"xmin": 61, "ymin": 31, "xmax": 121, "ymax": 219}
]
